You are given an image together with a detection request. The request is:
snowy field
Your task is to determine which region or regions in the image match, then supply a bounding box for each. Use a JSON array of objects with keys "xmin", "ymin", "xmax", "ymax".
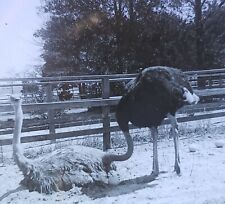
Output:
[{"xmin": 1, "ymin": 118, "xmax": 225, "ymax": 204}]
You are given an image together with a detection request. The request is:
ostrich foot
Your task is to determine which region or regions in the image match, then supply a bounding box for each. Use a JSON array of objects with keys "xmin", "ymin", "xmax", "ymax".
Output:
[
  {"xmin": 174, "ymin": 163, "xmax": 181, "ymax": 175},
  {"xmin": 150, "ymin": 171, "xmax": 159, "ymax": 178}
]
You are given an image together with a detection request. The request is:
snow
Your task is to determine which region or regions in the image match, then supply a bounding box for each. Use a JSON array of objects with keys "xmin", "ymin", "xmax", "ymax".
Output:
[
  {"xmin": 188, "ymin": 144, "xmax": 199, "ymax": 152},
  {"xmin": 1, "ymin": 119, "xmax": 225, "ymax": 203},
  {"xmin": 215, "ymin": 140, "xmax": 225, "ymax": 148}
]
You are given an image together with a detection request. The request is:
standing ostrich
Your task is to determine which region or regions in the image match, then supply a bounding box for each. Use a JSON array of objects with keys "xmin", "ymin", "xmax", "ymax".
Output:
[
  {"xmin": 10, "ymin": 96, "xmax": 116, "ymax": 194},
  {"xmin": 103, "ymin": 66, "xmax": 199, "ymax": 177}
]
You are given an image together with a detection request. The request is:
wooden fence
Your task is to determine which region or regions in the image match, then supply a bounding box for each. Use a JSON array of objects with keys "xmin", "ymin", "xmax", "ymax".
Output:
[{"xmin": 1, "ymin": 68, "xmax": 225, "ymax": 150}]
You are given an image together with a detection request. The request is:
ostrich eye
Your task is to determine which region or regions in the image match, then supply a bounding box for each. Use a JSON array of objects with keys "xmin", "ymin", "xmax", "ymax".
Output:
[
  {"xmin": 172, "ymin": 87, "xmax": 183, "ymax": 97},
  {"xmin": 10, "ymin": 96, "xmax": 21, "ymax": 103}
]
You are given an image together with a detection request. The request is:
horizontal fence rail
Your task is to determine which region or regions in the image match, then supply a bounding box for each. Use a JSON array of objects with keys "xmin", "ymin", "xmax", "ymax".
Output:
[
  {"xmin": 1, "ymin": 88, "xmax": 224, "ymax": 112},
  {"xmin": 1, "ymin": 68, "xmax": 225, "ymax": 150}
]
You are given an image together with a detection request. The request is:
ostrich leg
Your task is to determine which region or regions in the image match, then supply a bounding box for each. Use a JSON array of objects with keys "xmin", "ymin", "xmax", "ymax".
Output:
[
  {"xmin": 168, "ymin": 114, "xmax": 180, "ymax": 175},
  {"xmin": 150, "ymin": 127, "xmax": 159, "ymax": 177}
]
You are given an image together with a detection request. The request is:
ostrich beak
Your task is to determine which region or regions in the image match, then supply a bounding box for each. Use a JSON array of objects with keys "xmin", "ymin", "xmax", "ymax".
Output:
[
  {"xmin": 183, "ymin": 88, "xmax": 199, "ymax": 104},
  {"xmin": 192, "ymin": 93, "xmax": 200, "ymax": 104}
]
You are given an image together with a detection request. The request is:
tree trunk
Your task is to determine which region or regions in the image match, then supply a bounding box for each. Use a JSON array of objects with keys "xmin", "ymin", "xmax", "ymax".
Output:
[
  {"xmin": 194, "ymin": 0, "xmax": 204, "ymax": 69},
  {"xmin": 127, "ymin": 0, "xmax": 134, "ymax": 22},
  {"xmin": 113, "ymin": 0, "xmax": 124, "ymax": 73}
]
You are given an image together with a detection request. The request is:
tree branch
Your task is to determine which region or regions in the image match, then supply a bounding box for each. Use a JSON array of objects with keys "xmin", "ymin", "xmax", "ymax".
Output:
[
  {"xmin": 201, "ymin": 0, "xmax": 207, "ymax": 7},
  {"xmin": 219, "ymin": 0, "xmax": 225, "ymax": 7}
]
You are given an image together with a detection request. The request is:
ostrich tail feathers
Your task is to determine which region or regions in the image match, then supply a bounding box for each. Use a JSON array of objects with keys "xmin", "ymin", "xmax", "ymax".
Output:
[
  {"xmin": 20, "ymin": 176, "xmax": 61, "ymax": 194},
  {"xmin": 20, "ymin": 166, "xmax": 72, "ymax": 194}
]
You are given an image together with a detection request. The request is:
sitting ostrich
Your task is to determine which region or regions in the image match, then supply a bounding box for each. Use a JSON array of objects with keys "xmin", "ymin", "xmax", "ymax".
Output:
[
  {"xmin": 10, "ymin": 96, "xmax": 116, "ymax": 194},
  {"xmin": 103, "ymin": 66, "xmax": 199, "ymax": 177}
]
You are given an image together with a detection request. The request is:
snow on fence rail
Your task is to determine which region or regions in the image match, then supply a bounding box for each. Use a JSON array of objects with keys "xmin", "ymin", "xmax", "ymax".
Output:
[{"xmin": 1, "ymin": 68, "xmax": 225, "ymax": 150}]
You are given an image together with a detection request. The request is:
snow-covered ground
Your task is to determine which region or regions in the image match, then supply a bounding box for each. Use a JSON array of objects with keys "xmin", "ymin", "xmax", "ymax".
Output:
[{"xmin": 1, "ymin": 119, "xmax": 225, "ymax": 204}]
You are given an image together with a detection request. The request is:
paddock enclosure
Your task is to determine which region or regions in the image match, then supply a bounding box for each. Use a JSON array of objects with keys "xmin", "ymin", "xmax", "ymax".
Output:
[{"xmin": 1, "ymin": 68, "xmax": 225, "ymax": 150}]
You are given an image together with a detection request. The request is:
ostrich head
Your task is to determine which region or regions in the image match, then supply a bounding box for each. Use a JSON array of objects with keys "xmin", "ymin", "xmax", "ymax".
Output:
[
  {"xmin": 140, "ymin": 68, "xmax": 199, "ymax": 106},
  {"xmin": 182, "ymin": 87, "xmax": 199, "ymax": 104},
  {"xmin": 170, "ymin": 86, "xmax": 199, "ymax": 109},
  {"xmin": 10, "ymin": 95, "xmax": 22, "ymax": 109}
]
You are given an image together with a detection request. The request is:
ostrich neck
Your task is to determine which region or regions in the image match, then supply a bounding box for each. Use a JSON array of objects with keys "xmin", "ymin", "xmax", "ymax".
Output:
[
  {"xmin": 13, "ymin": 106, "xmax": 23, "ymax": 153},
  {"xmin": 103, "ymin": 131, "xmax": 134, "ymax": 164},
  {"xmin": 12, "ymin": 105, "xmax": 31, "ymax": 174}
]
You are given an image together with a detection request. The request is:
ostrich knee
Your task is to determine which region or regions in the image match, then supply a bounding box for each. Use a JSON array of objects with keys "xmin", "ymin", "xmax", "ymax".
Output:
[{"xmin": 168, "ymin": 114, "xmax": 179, "ymax": 131}]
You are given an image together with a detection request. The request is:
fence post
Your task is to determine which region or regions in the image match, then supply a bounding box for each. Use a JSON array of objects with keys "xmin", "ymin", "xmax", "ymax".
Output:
[
  {"xmin": 0, "ymin": 141, "xmax": 4, "ymax": 166},
  {"xmin": 46, "ymin": 84, "xmax": 56, "ymax": 142},
  {"xmin": 219, "ymin": 76, "xmax": 223, "ymax": 87},
  {"xmin": 102, "ymin": 76, "xmax": 111, "ymax": 151}
]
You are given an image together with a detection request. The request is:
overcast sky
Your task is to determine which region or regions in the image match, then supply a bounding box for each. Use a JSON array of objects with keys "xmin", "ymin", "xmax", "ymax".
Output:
[{"xmin": 0, "ymin": 0, "xmax": 44, "ymax": 78}]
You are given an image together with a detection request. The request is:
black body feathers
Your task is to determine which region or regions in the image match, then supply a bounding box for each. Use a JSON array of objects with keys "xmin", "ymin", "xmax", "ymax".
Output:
[{"xmin": 116, "ymin": 66, "xmax": 193, "ymax": 132}]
